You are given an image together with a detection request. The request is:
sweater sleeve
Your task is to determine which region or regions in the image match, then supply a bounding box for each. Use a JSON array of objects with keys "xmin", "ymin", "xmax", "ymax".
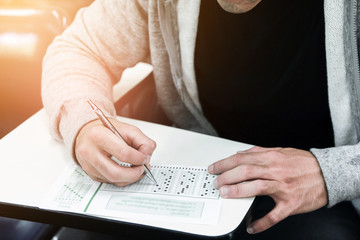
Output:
[
  {"xmin": 41, "ymin": 0, "xmax": 150, "ymax": 154},
  {"xmin": 310, "ymin": 144, "xmax": 360, "ymax": 207}
]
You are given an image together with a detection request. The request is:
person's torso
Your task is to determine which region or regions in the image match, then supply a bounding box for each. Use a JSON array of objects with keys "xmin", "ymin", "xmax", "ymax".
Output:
[{"xmin": 194, "ymin": 0, "xmax": 334, "ymax": 150}]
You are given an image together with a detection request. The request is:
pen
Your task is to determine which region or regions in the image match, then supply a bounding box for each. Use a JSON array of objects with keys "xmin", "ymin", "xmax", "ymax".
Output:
[{"xmin": 87, "ymin": 99, "xmax": 158, "ymax": 185}]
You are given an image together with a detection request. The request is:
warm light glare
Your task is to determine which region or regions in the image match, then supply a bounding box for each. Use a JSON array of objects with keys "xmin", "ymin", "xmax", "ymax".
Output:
[
  {"xmin": 0, "ymin": 32, "xmax": 38, "ymax": 58},
  {"xmin": 0, "ymin": 9, "xmax": 41, "ymax": 17},
  {"xmin": 52, "ymin": 10, "xmax": 68, "ymax": 27}
]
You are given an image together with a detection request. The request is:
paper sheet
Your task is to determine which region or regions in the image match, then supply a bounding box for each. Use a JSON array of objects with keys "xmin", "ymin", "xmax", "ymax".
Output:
[
  {"xmin": 101, "ymin": 166, "xmax": 219, "ymax": 198},
  {"xmin": 41, "ymin": 164, "xmax": 222, "ymax": 225}
]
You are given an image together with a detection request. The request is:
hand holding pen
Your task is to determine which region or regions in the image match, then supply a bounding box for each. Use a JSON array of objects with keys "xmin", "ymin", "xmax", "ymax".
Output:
[{"xmin": 74, "ymin": 99, "xmax": 157, "ymax": 186}]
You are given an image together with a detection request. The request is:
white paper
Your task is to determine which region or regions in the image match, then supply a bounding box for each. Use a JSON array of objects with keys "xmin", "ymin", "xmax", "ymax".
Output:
[{"xmin": 41, "ymin": 164, "xmax": 222, "ymax": 225}]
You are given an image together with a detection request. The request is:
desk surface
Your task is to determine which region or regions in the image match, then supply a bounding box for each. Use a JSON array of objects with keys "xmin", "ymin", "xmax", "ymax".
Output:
[{"xmin": 0, "ymin": 109, "xmax": 254, "ymax": 238}]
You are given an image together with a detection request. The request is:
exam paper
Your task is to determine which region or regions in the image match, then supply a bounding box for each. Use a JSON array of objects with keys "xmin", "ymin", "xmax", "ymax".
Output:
[
  {"xmin": 40, "ymin": 164, "xmax": 222, "ymax": 225},
  {"xmin": 101, "ymin": 166, "xmax": 219, "ymax": 198}
]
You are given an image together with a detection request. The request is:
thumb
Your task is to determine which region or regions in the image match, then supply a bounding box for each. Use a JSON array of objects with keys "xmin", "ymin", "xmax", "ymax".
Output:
[{"xmin": 247, "ymin": 203, "xmax": 289, "ymax": 234}]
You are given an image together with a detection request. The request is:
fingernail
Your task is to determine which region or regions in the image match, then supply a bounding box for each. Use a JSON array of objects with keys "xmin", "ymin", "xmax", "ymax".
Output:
[
  {"xmin": 208, "ymin": 164, "xmax": 214, "ymax": 173},
  {"xmin": 247, "ymin": 227, "xmax": 255, "ymax": 234},
  {"xmin": 220, "ymin": 186, "xmax": 229, "ymax": 196}
]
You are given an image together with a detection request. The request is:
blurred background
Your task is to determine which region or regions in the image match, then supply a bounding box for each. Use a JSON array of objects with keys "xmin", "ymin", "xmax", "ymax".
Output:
[{"xmin": 0, "ymin": 0, "xmax": 93, "ymax": 139}]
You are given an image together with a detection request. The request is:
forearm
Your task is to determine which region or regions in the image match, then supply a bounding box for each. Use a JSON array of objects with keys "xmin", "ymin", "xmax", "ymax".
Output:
[
  {"xmin": 311, "ymin": 144, "xmax": 360, "ymax": 207},
  {"xmin": 41, "ymin": 0, "xmax": 150, "ymax": 152},
  {"xmin": 41, "ymin": 8, "xmax": 117, "ymax": 151}
]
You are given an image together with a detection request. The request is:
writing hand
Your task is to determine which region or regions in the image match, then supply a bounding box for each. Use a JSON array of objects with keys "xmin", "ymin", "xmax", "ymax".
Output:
[
  {"xmin": 75, "ymin": 119, "xmax": 156, "ymax": 186},
  {"xmin": 208, "ymin": 146, "xmax": 328, "ymax": 234}
]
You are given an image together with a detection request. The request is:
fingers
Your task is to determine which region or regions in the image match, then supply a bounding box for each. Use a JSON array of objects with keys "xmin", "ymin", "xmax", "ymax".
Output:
[
  {"xmin": 213, "ymin": 164, "xmax": 271, "ymax": 189},
  {"xmin": 92, "ymin": 152, "xmax": 145, "ymax": 184},
  {"xmin": 208, "ymin": 146, "xmax": 286, "ymax": 175},
  {"xmin": 75, "ymin": 119, "xmax": 156, "ymax": 187},
  {"xmin": 209, "ymin": 146, "xmax": 279, "ymax": 175},
  {"xmin": 208, "ymin": 153, "xmax": 258, "ymax": 175},
  {"xmin": 218, "ymin": 180, "xmax": 277, "ymax": 198},
  {"xmin": 217, "ymin": 178, "xmax": 290, "ymax": 234},
  {"xmin": 247, "ymin": 203, "xmax": 289, "ymax": 234},
  {"xmin": 208, "ymin": 146, "xmax": 328, "ymax": 234},
  {"xmin": 80, "ymin": 162, "xmax": 107, "ymax": 182},
  {"xmin": 94, "ymin": 123, "xmax": 150, "ymax": 166},
  {"xmin": 77, "ymin": 141, "xmax": 145, "ymax": 184},
  {"xmin": 113, "ymin": 121, "xmax": 157, "ymax": 157}
]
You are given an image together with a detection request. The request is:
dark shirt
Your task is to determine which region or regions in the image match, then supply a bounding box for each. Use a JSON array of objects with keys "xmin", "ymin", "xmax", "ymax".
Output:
[{"xmin": 195, "ymin": 0, "xmax": 334, "ymax": 150}]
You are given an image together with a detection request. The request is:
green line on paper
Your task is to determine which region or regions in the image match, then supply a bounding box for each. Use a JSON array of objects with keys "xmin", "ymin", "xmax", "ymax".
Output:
[{"xmin": 84, "ymin": 183, "xmax": 103, "ymax": 212}]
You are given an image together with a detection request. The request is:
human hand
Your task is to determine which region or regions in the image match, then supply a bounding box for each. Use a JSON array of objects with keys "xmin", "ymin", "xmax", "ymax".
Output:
[
  {"xmin": 75, "ymin": 119, "xmax": 156, "ymax": 186},
  {"xmin": 208, "ymin": 146, "xmax": 328, "ymax": 234}
]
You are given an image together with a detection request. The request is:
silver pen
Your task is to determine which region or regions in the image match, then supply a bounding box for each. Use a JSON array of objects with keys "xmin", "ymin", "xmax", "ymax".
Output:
[{"xmin": 87, "ymin": 99, "xmax": 158, "ymax": 185}]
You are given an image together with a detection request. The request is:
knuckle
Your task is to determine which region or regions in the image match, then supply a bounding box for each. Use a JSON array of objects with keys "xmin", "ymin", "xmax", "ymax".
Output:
[
  {"xmin": 282, "ymin": 147, "xmax": 294, "ymax": 152},
  {"xmin": 233, "ymin": 184, "xmax": 242, "ymax": 196},
  {"xmin": 258, "ymin": 181, "xmax": 270, "ymax": 194},
  {"xmin": 267, "ymin": 212, "xmax": 280, "ymax": 226},
  {"xmin": 234, "ymin": 152, "xmax": 243, "ymax": 163},
  {"xmin": 267, "ymin": 150, "xmax": 283, "ymax": 160},
  {"xmin": 242, "ymin": 165, "xmax": 253, "ymax": 179}
]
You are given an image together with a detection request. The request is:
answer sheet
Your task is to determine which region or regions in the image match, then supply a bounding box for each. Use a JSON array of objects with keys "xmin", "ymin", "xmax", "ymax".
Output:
[{"xmin": 40, "ymin": 164, "xmax": 222, "ymax": 225}]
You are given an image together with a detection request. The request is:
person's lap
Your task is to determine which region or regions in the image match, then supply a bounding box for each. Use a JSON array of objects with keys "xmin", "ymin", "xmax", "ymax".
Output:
[{"xmin": 236, "ymin": 196, "xmax": 360, "ymax": 240}]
